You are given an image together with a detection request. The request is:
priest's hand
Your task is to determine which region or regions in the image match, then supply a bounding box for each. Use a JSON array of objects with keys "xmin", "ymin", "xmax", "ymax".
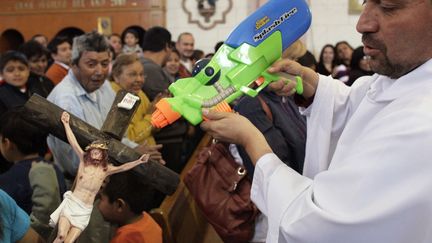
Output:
[
  {"xmin": 200, "ymin": 109, "xmax": 272, "ymax": 165},
  {"xmin": 267, "ymin": 58, "xmax": 319, "ymax": 101}
]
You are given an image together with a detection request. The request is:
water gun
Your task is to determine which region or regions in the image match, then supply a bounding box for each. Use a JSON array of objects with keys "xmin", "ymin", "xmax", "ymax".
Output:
[{"xmin": 152, "ymin": 0, "xmax": 312, "ymax": 128}]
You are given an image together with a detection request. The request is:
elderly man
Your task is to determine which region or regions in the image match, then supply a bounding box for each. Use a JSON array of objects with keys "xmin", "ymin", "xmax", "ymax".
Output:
[
  {"xmin": 46, "ymin": 31, "xmax": 115, "ymax": 243},
  {"xmin": 47, "ymin": 31, "xmax": 163, "ymax": 242},
  {"xmin": 201, "ymin": 0, "xmax": 432, "ymax": 242},
  {"xmin": 175, "ymin": 32, "xmax": 195, "ymax": 78},
  {"xmin": 47, "ymin": 31, "xmax": 115, "ymax": 180}
]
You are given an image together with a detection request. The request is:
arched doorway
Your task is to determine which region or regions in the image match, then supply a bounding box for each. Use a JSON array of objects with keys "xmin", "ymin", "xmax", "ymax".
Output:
[
  {"xmin": 0, "ymin": 29, "xmax": 25, "ymax": 53},
  {"xmin": 121, "ymin": 26, "xmax": 146, "ymax": 49},
  {"xmin": 55, "ymin": 27, "xmax": 85, "ymax": 42}
]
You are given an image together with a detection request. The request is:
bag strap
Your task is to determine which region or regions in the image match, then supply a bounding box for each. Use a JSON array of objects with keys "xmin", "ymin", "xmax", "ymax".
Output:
[{"xmin": 257, "ymin": 95, "xmax": 273, "ymax": 122}]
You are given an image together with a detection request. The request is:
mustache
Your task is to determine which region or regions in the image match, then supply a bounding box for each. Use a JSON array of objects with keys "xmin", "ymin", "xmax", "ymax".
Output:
[
  {"xmin": 362, "ymin": 34, "xmax": 384, "ymax": 49},
  {"xmin": 90, "ymin": 75, "xmax": 105, "ymax": 80}
]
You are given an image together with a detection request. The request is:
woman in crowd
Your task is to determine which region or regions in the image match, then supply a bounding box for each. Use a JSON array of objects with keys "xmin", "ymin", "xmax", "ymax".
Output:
[
  {"xmin": 333, "ymin": 41, "xmax": 354, "ymax": 83},
  {"xmin": 108, "ymin": 33, "xmax": 123, "ymax": 57},
  {"xmin": 346, "ymin": 46, "xmax": 374, "ymax": 86},
  {"xmin": 110, "ymin": 53, "xmax": 156, "ymax": 146},
  {"xmin": 163, "ymin": 49, "xmax": 181, "ymax": 83},
  {"xmin": 316, "ymin": 44, "xmax": 336, "ymax": 76},
  {"xmin": 110, "ymin": 53, "xmax": 165, "ymax": 165}
]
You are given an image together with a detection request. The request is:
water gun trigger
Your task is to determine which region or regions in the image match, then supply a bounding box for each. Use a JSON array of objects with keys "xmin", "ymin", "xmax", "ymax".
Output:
[
  {"xmin": 275, "ymin": 72, "xmax": 304, "ymax": 95},
  {"xmin": 251, "ymin": 71, "xmax": 303, "ymax": 95}
]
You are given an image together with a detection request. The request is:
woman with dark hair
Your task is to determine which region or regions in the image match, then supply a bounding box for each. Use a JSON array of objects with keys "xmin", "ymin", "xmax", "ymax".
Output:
[
  {"xmin": 163, "ymin": 49, "xmax": 181, "ymax": 83},
  {"xmin": 333, "ymin": 41, "xmax": 354, "ymax": 83},
  {"xmin": 316, "ymin": 44, "xmax": 336, "ymax": 76},
  {"xmin": 108, "ymin": 33, "xmax": 123, "ymax": 57},
  {"xmin": 346, "ymin": 46, "xmax": 374, "ymax": 86}
]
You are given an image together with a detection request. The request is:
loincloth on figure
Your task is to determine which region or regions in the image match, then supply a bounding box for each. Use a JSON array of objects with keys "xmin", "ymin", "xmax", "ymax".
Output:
[{"xmin": 49, "ymin": 191, "xmax": 93, "ymax": 230}]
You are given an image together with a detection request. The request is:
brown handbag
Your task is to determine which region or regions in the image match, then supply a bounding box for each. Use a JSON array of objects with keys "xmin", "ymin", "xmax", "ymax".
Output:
[{"xmin": 184, "ymin": 139, "xmax": 259, "ymax": 243}]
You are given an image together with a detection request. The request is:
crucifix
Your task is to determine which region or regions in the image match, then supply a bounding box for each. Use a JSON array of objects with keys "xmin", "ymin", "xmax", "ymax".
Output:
[{"xmin": 23, "ymin": 91, "xmax": 179, "ymax": 196}]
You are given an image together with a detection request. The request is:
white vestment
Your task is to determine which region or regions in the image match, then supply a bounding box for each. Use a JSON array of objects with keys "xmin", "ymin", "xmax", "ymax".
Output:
[
  {"xmin": 49, "ymin": 191, "xmax": 93, "ymax": 230},
  {"xmin": 251, "ymin": 59, "xmax": 432, "ymax": 243}
]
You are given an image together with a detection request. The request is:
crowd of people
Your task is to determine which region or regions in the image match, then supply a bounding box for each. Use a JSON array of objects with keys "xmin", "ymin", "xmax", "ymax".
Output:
[
  {"xmin": 0, "ymin": 25, "xmax": 227, "ymax": 242},
  {"xmin": 1, "ymin": 0, "xmax": 431, "ymax": 242}
]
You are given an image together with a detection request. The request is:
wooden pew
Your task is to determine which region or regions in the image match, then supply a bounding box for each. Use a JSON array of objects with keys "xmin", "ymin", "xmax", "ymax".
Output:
[{"xmin": 150, "ymin": 133, "xmax": 223, "ymax": 243}]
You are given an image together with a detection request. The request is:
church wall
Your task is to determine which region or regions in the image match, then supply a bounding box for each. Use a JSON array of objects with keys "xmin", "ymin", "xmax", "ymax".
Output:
[
  {"xmin": 0, "ymin": 0, "xmax": 364, "ymax": 57},
  {"xmin": 0, "ymin": 0, "xmax": 165, "ymax": 52},
  {"xmin": 166, "ymin": 0, "xmax": 249, "ymax": 55},
  {"xmin": 166, "ymin": 0, "xmax": 363, "ymax": 56}
]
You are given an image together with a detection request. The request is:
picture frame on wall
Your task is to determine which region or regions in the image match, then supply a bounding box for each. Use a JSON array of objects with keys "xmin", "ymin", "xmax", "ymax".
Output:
[
  {"xmin": 97, "ymin": 17, "xmax": 112, "ymax": 36},
  {"xmin": 348, "ymin": 0, "xmax": 364, "ymax": 15}
]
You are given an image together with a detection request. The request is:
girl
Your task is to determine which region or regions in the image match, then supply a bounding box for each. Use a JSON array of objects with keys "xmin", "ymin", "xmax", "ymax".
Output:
[{"xmin": 122, "ymin": 29, "xmax": 143, "ymax": 57}]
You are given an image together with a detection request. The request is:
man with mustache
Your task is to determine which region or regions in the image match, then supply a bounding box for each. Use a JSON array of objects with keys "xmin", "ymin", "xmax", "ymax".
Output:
[
  {"xmin": 201, "ymin": 0, "xmax": 432, "ymax": 242},
  {"xmin": 175, "ymin": 32, "xmax": 195, "ymax": 78},
  {"xmin": 47, "ymin": 31, "xmax": 115, "ymax": 187},
  {"xmin": 46, "ymin": 31, "xmax": 115, "ymax": 243}
]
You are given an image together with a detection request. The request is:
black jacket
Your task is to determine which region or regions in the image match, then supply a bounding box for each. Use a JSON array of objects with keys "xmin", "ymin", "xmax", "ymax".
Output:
[{"xmin": 235, "ymin": 90, "xmax": 307, "ymax": 177}]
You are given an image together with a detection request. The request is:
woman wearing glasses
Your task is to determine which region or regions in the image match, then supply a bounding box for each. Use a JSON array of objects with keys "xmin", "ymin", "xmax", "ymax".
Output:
[{"xmin": 110, "ymin": 53, "xmax": 165, "ymax": 164}]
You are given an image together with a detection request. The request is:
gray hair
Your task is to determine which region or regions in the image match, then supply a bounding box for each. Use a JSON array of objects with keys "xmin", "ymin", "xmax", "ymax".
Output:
[{"xmin": 71, "ymin": 31, "xmax": 110, "ymax": 65}]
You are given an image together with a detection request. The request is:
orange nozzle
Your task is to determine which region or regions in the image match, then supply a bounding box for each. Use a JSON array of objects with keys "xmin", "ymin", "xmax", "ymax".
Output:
[{"xmin": 151, "ymin": 98, "xmax": 181, "ymax": 128}]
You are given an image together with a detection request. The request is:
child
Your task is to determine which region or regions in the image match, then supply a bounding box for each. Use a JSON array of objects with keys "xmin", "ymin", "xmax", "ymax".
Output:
[
  {"xmin": 98, "ymin": 170, "xmax": 162, "ymax": 243},
  {"xmin": 0, "ymin": 51, "xmax": 31, "ymax": 116},
  {"xmin": 0, "ymin": 50, "xmax": 55, "ymax": 116},
  {"xmin": 122, "ymin": 29, "xmax": 143, "ymax": 57},
  {"xmin": 0, "ymin": 107, "xmax": 66, "ymax": 239}
]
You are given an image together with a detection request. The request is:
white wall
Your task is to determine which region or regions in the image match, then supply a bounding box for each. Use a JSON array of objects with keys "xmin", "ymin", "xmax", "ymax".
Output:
[
  {"xmin": 166, "ymin": 0, "xmax": 363, "ymax": 57},
  {"xmin": 166, "ymin": 0, "xmax": 250, "ymax": 55},
  {"xmin": 306, "ymin": 0, "xmax": 362, "ymax": 56}
]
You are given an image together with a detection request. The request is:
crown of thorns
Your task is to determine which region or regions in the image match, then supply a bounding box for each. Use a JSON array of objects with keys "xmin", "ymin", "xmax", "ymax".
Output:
[{"xmin": 85, "ymin": 142, "xmax": 108, "ymax": 151}]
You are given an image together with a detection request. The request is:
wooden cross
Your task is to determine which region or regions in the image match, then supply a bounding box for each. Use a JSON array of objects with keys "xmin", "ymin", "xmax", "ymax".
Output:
[{"xmin": 24, "ymin": 92, "xmax": 179, "ymax": 195}]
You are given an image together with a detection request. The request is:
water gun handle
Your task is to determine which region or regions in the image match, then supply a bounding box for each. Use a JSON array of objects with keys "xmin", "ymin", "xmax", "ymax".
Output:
[
  {"xmin": 256, "ymin": 71, "xmax": 303, "ymax": 95},
  {"xmin": 277, "ymin": 72, "xmax": 304, "ymax": 95}
]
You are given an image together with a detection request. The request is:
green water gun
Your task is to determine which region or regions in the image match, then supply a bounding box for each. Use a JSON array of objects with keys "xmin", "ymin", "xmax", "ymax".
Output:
[{"xmin": 152, "ymin": 0, "xmax": 311, "ymax": 128}]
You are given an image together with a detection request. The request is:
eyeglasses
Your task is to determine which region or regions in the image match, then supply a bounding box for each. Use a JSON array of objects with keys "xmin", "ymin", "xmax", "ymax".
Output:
[{"xmin": 125, "ymin": 72, "xmax": 146, "ymax": 80}]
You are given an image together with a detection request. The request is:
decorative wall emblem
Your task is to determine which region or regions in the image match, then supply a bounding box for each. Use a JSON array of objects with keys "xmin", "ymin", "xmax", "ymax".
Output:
[{"xmin": 182, "ymin": 0, "xmax": 233, "ymax": 30}]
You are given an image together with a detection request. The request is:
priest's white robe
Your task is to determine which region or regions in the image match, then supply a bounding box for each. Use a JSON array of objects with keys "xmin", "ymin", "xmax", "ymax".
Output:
[{"xmin": 251, "ymin": 59, "xmax": 432, "ymax": 243}]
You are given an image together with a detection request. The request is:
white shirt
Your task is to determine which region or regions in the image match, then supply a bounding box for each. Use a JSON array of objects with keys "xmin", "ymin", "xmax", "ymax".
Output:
[
  {"xmin": 180, "ymin": 58, "xmax": 193, "ymax": 73},
  {"xmin": 55, "ymin": 61, "xmax": 70, "ymax": 70},
  {"xmin": 251, "ymin": 59, "xmax": 432, "ymax": 243}
]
